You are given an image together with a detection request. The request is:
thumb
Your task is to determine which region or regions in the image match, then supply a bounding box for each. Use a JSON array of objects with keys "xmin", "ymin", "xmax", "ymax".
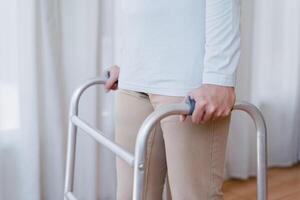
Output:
[
  {"xmin": 104, "ymin": 78, "xmax": 115, "ymax": 91},
  {"xmin": 180, "ymin": 114, "xmax": 187, "ymax": 122}
]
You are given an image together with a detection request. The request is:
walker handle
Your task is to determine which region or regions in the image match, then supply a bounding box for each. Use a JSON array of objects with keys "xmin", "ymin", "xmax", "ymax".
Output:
[{"xmin": 186, "ymin": 96, "xmax": 196, "ymax": 115}]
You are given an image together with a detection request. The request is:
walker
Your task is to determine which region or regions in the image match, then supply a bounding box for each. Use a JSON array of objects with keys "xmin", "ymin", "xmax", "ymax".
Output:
[{"xmin": 64, "ymin": 77, "xmax": 268, "ymax": 200}]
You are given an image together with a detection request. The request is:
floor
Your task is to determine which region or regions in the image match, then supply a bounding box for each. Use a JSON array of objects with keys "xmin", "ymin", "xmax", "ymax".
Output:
[{"xmin": 223, "ymin": 163, "xmax": 300, "ymax": 200}]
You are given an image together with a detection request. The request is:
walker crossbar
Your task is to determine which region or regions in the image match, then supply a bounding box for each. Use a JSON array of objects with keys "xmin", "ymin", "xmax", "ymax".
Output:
[
  {"xmin": 64, "ymin": 77, "xmax": 268, "ymax": 200},
  {"xmin": 71, "ymin": 115, "xmax": 135, "ymax": 166}
]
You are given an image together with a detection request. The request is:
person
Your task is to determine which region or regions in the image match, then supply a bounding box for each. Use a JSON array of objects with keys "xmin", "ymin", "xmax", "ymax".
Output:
[{"xmin": 104, "ymin": 0, "xmax": 240, "ymax": 199}]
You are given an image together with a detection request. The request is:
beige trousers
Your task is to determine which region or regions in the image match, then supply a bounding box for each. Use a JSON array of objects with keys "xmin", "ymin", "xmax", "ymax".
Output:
[{"xmin": 115, "ymin": 89, "xmax": 231, "ymax": 200}]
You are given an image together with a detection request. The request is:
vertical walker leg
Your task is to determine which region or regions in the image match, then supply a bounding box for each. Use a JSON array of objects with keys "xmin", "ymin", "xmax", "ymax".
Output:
[
  {"xmin": 234, "ymin": 102, "xmax": 268, "ymax": 200},
  {"xmin": 64, "ymin": 121, "xmax": 78, "ymax": 198},
  {"xmin": 64, "ymin": 78, "xmax": 106, "ymax": 199},
  {"xmin": 64, "ymin": 88, "xmax": 81, "ymax": 198}
]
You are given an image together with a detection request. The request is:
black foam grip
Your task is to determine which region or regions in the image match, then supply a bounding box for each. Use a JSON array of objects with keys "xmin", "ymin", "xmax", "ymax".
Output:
[{"xmin": 186, "ymin": 96, "xmax": 196, "ymax": 115}]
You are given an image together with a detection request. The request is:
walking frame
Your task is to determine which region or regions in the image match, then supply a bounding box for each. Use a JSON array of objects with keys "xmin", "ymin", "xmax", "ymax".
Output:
[{"xmin": 64, "ymin": 77, "xmax": 268, "ymax": 200}]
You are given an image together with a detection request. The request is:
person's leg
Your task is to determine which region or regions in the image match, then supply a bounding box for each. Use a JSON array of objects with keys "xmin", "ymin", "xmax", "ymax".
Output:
[
  {"xmin": 115, "ymin": 89, "xmax": 167, "ymax": 200},
  {"xmin": 149, "ymin": 94, "xmax": 231, "ymax": 200}
]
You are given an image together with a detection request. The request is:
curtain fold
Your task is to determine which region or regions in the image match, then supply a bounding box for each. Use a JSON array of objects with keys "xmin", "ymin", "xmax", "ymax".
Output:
[
  {"xmin": 0, "ymin": 0, "xmax": 300, "ymax": 199},
  {"xmin": 226, "ymin": 0, "xmax": 300, "ymax": 179}
]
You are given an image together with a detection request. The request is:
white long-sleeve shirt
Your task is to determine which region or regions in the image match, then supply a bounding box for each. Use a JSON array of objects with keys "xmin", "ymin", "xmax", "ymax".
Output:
[{"xmin": 113, "ymin": 0, "xmax": 240, "ymax": 96}]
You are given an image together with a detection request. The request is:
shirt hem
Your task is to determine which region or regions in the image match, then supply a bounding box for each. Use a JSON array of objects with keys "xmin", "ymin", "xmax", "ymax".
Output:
[{"xmin": 119, "ymin": 81, "xmax": 201, "ymax": 97}]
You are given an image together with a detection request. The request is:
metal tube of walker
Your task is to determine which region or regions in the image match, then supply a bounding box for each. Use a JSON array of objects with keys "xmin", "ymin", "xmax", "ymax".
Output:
[
  {"xmin": 234, "ymin": 102, "xmax": 268, "ymax": 200},
  {"xmin": 64, "ymin": 77, "xmax": 268, "ymax": 200},
  {"xmin": 64, "ymin": 78, "xmax": 106, "ymax": 197},
  {"xmin": 133, "ymin": 99, "xmax": 268, "ymax": 200}
]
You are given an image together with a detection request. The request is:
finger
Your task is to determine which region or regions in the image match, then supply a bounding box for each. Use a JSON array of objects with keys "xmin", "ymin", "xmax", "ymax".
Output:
[
  {"xmin": 111, "ymin": 83, "xmax": 118, "ymax": 90},
  {"xmin": 104, "ymin": 78, "xmax": 116, "ymax": 91},
  {"xmin": 212, "ymin": 111, "xmax": 222, "ymax": 121},
  {"xmin": 192, "ymin": 101, "xmax": 206, "ymax": 124},
  {"xmin": 212, "ymin": 108, "xmax": 231, "ymax": 121},
  {"xmin": 221, "ymin": 108, "xmax": 232, "ymax": 117},
  {"xmin": 200, "ymin": 105, "xmax": 215, "ymax": 123},
  {"xmin": 180, "ymin": 114, "xmax": 187, "ymax": 122}
]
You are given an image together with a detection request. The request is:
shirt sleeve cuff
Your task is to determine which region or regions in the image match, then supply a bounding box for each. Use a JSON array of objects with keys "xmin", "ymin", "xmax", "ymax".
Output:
[{"xmin": 202, "ymin": 72, "xmax": 236, "ymax": 87}]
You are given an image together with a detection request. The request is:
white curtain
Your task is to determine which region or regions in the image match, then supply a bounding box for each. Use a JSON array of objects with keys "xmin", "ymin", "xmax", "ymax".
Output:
[
  {"xmin": 0, "ymin": 0, "xmax": 299, "ymax": 200},
  {"xmin": 1, "ymin": 0, "xmax": 115, "ymax": 199},
  {"xmin": 226, "ymin": 0, "xmax": 300, "ymax": 178}
]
